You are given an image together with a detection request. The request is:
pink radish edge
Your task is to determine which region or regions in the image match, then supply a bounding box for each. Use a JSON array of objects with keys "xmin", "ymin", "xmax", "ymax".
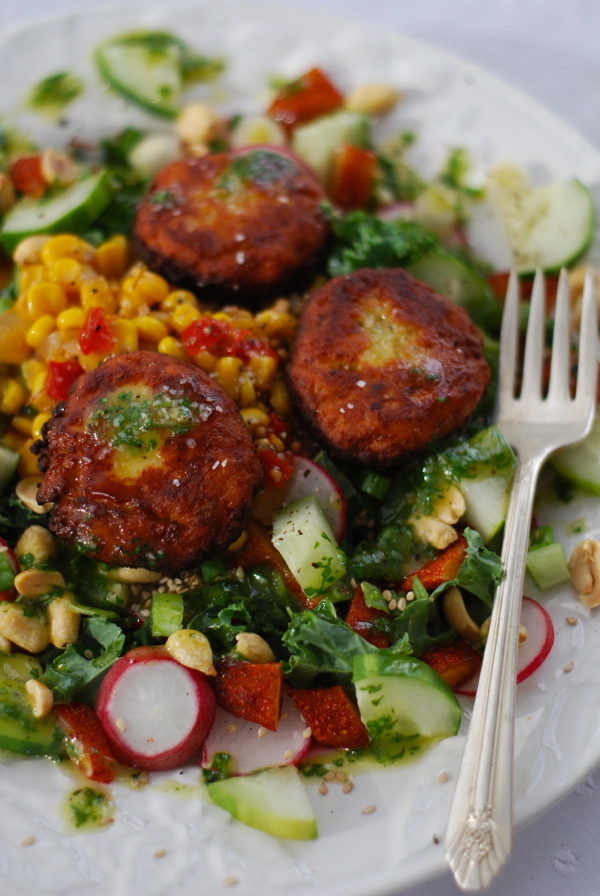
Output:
[
  {"xmin": 376, "ymin": 202, "xmax": 415, "ymax": 222},
  {"xmin": 203, "ymin": 692, "xmax": 311, "ymax": 776},
  {"xmin": 455, "ymin": 596, "xmax": 554, "ymax": 697},
  {"xmin": 283, "ymin": 455, "xmax": 347, "ymax": 543}
]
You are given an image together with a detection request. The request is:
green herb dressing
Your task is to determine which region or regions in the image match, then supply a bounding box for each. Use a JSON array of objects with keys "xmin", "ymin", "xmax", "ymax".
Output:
[{"xmin": 27, "ymin": 72, "xmax": 84, "ymax": 118}]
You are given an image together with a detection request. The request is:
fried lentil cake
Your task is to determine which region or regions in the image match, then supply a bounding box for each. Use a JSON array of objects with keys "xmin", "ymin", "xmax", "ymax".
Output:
[
  {"xmin": 133, "ymin": 148, "xmax": 329, "ymax": 302},
  {"xmin": 286, "ymin": 268, "xmax": 490, "ymax": 467},
  {"xmin": 33, "ymin": 352, "xmax": 263, "ymax": 570}
]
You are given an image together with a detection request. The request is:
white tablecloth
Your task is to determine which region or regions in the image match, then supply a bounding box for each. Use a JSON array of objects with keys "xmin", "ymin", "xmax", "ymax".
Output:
[{"xmin": 3, "ymin": 1, "xmax": 600, "ymax": 894}]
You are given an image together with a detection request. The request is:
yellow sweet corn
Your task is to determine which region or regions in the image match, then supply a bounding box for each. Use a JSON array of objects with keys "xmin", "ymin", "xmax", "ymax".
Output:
[
  {"xmin": 133, "ymin": 316, "xmax": 168, "ymax": 344},
  {"xmin": 171, "ymin": 303, "xmax": 201, "ymax": 333},
  {"xmin": 270, "ymin": 375, "xmax": 291, "ymax": 417},
  {"xmin": 18, "ymin": 438, "xmax": 40, "ymax": 478},
  {"xmin": 0, "ymin": 313, "xmax": 30, "ymax": 364},
  {"xmin": 49, "ymin": 258, "xmax": 82, "ymax": 293},
  {"xmin": 249, "ymin": 354, "xmax": 277, "ymax": 391},
  {"xmin": 112, "ymin": 319, "xmax": 138, "ymax": 353},
  {"xmin": 11, "ymin": 415, "xmax": 33, "ymax": 436},
  {"xmin": 26, "ymin": 282, "xmax": 67, "ymax": 318},
  {"xmin": 41, "ymin": 234, "xmax": 86, "ymax": 266},
  {"xmin": 21, "ymin": 360, "xmax": 47, "ymax": 393},
  {"xmin": 240, "ymin": 407, "xmax": 270, "ymax": 431},
  {"xmin": 157, "ymin": 336, "xmax": 188, "ymax": 361},
  {"xmin": 238, "ymin": 376, "xmax": 256, "ymax": 409},
  {"xmin": 32, "ymin": 412, "xmax": 52, "ymax": 440},
  {"xmin": 215, "ymin": 356, "xmax": 243, "ymax": 400},
  {"xmin": 56, "ymin": 307, "xmax": 85, "ymax": 331},
  {"xmin": 161, "ymin": 290, "xmax": 199, "ymax": 313},
  {"xmin": 3, "ymin": 430, "xmax": 27, "ymax": 452},
  {"xmin": 131, "ymin": 270, "xmax": 169, "ymax": 306},
  {"xmin": 26, "ymin": 315, "xmax": 55, "ymax": 349},
  {"xmin": 96, "ymin": 235, "xmax": 128, "ymax": 280},
  {"xmin": 80, "ymin": 277, "xmax": 117, "ymax": 313},
  {"xmin": 18, "ymin": 264, "xmax": 45, "ymax": 294},
  {"xmin": 193, "ymin": 350, "xmax": 218, "ymax": 373}
]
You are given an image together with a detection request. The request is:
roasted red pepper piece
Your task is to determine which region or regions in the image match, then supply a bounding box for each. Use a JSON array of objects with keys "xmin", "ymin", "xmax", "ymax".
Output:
[
  {"xmin": 268, "ymin": 67, "xmax": 343, "ymax": 133},
  {"xmin": 421, "ymin": 639, "xmax": 481, "ymax": 690},
  {"xmin": 228, "ymin": 517, "xmax": 308, "ymax": 604},
  {"xmin": 401, "ymin": 534, "xmax": 468, "ymax": 593},
  {"xmin": 345, "ymin": 585, "xmax": 389, "ymax": 649},
  {"xmin": 47, "ymin": 359, "xmax": 84, "ymax": 401},
  {"xmin": 330, "ymin": 144, "xmax": 377, "ymax": 210},
  {"xmin": 10, "ymin": 156, "xmax": 46, "ymax": 198},
  {"xmin": 54, "ymin": 702, "xmax": 118, "ymax": 784},
  {"xmin": 214, "ymin": 656, "xmax": 282, "ymax": 731},
  {"xmin": 79, "ymin": 307, "xmax": 114, "ymax": 355},
  {"xmin": 288, "ymin": 684, "xmax": 369, "ymax": 750},
  {"xmin": 181, "ymin": 317, "xmax": 278, "ymax": 363},
  {"xmin": 257, "ymin": 445, "xmax": 295, "ymax": 488}
]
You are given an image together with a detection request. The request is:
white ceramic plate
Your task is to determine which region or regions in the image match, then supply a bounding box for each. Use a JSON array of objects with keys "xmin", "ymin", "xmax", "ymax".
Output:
[{"xmin": 1, "ymin": 4, "xmax": 600, "ymax": 895}]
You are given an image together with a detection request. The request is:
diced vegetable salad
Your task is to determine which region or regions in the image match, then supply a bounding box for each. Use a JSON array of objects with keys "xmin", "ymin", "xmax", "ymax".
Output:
[{"xmin": 0, "ymin": 28, "xmax": 595, "ymax": 842}]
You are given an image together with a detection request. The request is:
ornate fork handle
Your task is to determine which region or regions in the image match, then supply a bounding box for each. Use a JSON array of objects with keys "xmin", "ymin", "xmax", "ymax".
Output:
[{"xmin": 445, "ymin": 453, "xmax": 545, "ymax": 890}]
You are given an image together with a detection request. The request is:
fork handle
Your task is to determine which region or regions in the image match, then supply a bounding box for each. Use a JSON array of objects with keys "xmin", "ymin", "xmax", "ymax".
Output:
[{"xmin": 445, "ymin": 455, "xmax": 543, "ymax": 890}]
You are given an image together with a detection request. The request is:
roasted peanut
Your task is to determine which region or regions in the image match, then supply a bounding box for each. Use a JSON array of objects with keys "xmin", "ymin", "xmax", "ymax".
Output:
[
  {"xmin": 442, "ymin": 586, "xmax": 480, "ymax": 642},
  {"xmin": 25, "ymin": 679, "xmax": 53, "ymax": 718},
  {"xmin": 345, "ymin": 83, "xmax": 401, "ymax": 115},
  {"xmin": 432, "ymin": 486, "xmax": 466, "ymax": 526},
  {"xmin": 16, "ymin": 525, "xmax": 55, "ymax": 566},
  {"xmin": 15, "ymin": 477, "xmax": 53, "ymax": 515},
  {"xmin": 165, "ymin": 629, "xmax": 216, "ymax": 676},
  {"xmin": 0, "ymin": 603, "xmax": 49, "ymax": 653},
  {"xmin": 111, "ymin": 567, "xmax": 162, "ymax": 585},
  {"xmin": 568, "ymin": 538, "xmax": 600, "ymax": 607},
  {"xmin": 47, "ymin": 594, "xmax": 80, "ymax": 648},
  {"xmin": 235, "ymin": 632, "xmax": 276, "ymax": 663},
  {"xmin": 410, "ymin": 515, "xmax": 458, "ymax": 550},
  {"xmin": 14, "ymin": 568, "xmax": 65, "ymax": 598}
]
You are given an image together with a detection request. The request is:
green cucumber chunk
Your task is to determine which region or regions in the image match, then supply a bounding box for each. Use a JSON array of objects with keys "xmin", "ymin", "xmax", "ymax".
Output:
[
  {"xmin": 0, "ymin": 660, "xmax": 62, "ymax": 757},
  {"xmin": 406, "ymin": 251, "xmax": 502, "ymax": 334},
  {"xmin": 292, "ymin": 110, "xmax": 369, "ymax": 184},
  {"xmin": 353, "ymin": 650, "xmax": 461, "ymax": 759},
  {"xmin": 272, "ymin": 495, "xmax": 346, "ymax": 598},
  {"xmin": 526, "ymin": 542, "xmax": 570, "ymax": 591},
  {"xmin": 151, "ymin": 592, "xmax": 183, "ymax": 637},
  {"xmin": 207, "ymin": 765, "xmax": 318, "ymax": 840},
  {"xmin": 1, "ymin": 172, "xmax": 111, "ymax": 254},
  {"xmin": 0, "ymin": 444, "xmax": 20, "ymax": 497},
  {"xmin": 551, "ymin": 418, "xmax": 600, "ymax": 496},
  {"xmin": 96, "ymin": 32, "xmax": 182, "ymax": 118},
  {"xmin": 357, "ymin": 468, "xmax": 392, "ymax": 501},
  {"xmin": 201, "ymin": 554, "xmax": 226, "ymax": 583}
]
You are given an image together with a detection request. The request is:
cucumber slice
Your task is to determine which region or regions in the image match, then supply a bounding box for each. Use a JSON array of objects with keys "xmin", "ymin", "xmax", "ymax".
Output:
[
  {"xmin": 151, "ymin": 592, "xmax": 183, "ymax": 637},
  {"xmin": 292, "ymin": 110, "xmax": 369, "ymax": 184},
  {"xmin": 0, "ymin": 676, "xmax": 61, "ymax": 757},
  {"xmin": 353, "ymin": 651, "xmax": 461, "ymax": 757},
  {"xmin": 551, "ymin": 417, "xmax": 600, "ymax": 495},
  {"xmin": 406, "ymin": 251, "xmax": 502, "ymax": 333},
  {"xmin": 471, "ymin": 166, "xmax": 594, "ymax": 273},
  {"xmin": 207, "ymin": 765, "xmax": 318, "ymax": 840},
  {"xmin": 272, "ymin": 495, "xmax": 346, "ymax": 598},
  {"xmin": 96, "ymin": 32, "xmax": 182, "ymax": 118},
  {"xmin": 0, "ymin": 444, "xmax": 19, "ymax": 496},
  {"xmin": 1, "ymin": 172, "xmax": 111, "ymax": 254},
  {"xmin": 526, "ymin": 542, "xmax": 570, "ymax": 590}
]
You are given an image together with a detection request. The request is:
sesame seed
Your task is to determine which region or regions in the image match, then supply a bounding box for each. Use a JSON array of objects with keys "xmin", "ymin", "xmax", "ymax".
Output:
[
  {"xmin": 350, "ymin": 578, "xmax": 358, "ymax": 589},
  {"xmin": 284, "ymin": 749, "xmax": 293, "ymax": 759},
  {"xmin": 280, "ymin": 711, "xmax": 289, "ymax": 721},
  {"xmin": 303, "ymin": 727, "xmax": 312, "ymax": 739},
  {"xmin": 140, "ymin": 608, "xmax": 150, "ymax": 617},
  {"xmin": 437, "ymin": 770, "xmax": 448, "ymax": 784},
  {"xmin": 342, "ymin": 782, "xmax": 353, "ymax": 793},
  {"xmin": 318, "ymin": 782, "xmax": 328, "ymax": 795},
  {"xmin": 22, "ymin": 836, "xmax": 35, "ymax": 846},
  {"xmin": 324, "ymin": 771, "xmax": 335, "ymax": 781},
  {"xmin": 154, "ymin": 848, "xmax": 166, "ymax": 858},
  {"xmin": 356, "ymin": 380, "xmax": 366, "ymax": 387},
  {"xmin": 236, "ymin": 566, "xmax": 244, "ymax": 579},
  {"xmin": 116, "ymin": 718, "xmax": 127, "ymax": 732},
  {"xmin": 388, "ymin": 599, "xmax": 397, "ymax": 611},
  {"xmin": 566, "ymin": 617, "xmax": 578, "ymax": 625},
  {"xmin": 335, "ymin": 770, "xmax": 347, "ymax": 782},
  {"xmin": 361, "ymin": 805, "xmax": 376, "ymax": 815},
  {"xmin": 406, "ymin": 590, "xmax": 415, "ymax": 601},
  {"xmin": 398, "ymin": 597, "xmax": 407, "ymax": 611},
  {"xmin": 258, "ymin": 727, "xmax": 268, "ymax": 737},
  {"xmin": 382, "ymin": 590, "xmax": 392, "ymax": 601},
  {"xmin": 84, "ymin": 649, "xmax": 94, "ymax": 660},
  {"xmin": 226, "ymin": 724, "xmax": 237, "ymax": 733},
  {"xmin": 564, "ymin": 661, "xmax": 574, "ymax": 673}
]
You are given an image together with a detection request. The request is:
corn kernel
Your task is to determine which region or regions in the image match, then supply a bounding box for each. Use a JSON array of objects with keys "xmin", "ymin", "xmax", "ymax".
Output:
[
  {"xmin": 212, "ymin": 312, "xmax": 232, "ymax": 322},
  {"xmin": 30, "ymin": 390, "xmax": 54, "ymax": 413},
  {"xmin": 157, "ymin": 336, "xmax": 188, "ymax": 361},
  {"xmin": 131, "ymin": 271, "xmax": 169, "ymax": 306},
  {"xmin": 18, "ymin": 264, "xmax": 45, "ymax": 294},
  {"xmin": 31, "ymin": 370, "xmax": 48, "ymax": 396},
  {"xmin": 133, "ymin": 316, "xmax": 168, "ymax": 344},
  {"xmin": 238, "ymin": 376, "xmax": 256, "ymax": 409},
  {"xmin": 21, "ymin": 360, "xmax": 46, "ymax": 392},
  {"xmin": 0, "ymin": 313, "xmax": 30, "ymax": 364},
  {"xmin": 26, "ymin": 315, "xmax": 55, "ymax": 348},
  {"xmin": 171, "ymin": 304, "xmax": 201, "ymax": 333},
  {"xmin": 80, "ymin": 277, "xmax": 116, "ymax": 313},
  {"xmin": 3, "ymin": 430, "xmax": 26, "ymax": 451},
  {"xmin": 18, "ymin": 438, "xmax": 40, "ymax": 478},
  {"xmin": 270, "ymin": 375, "xmax": 291, "ymax": 417},
  {"xmin": 161, "ymin": 290, "xmax": 199, "ymax": 313},
  {"xmin": 215, "ymin": 356, "xmax": 243, "ymax": 400},
  {"xmin": 49, "ymin": 258, "xmax": 81, "ymax": 293},
  {"xmin": 32, "ymin": 412, "xmax": 52, "ymax": 440},
  {"xmin": 249, "ymin": 354, "xmax": 277, "ymax": 391},
  {"xmin": 0, "ymin": 380, "xmax": 26, "ymax": 416},
  {"xmin": 112, "ymin": 319, "xmax": 139, "ymax": 353},
  {"xmin": 41, "ymin": 234, "xmax": 86, "ymax": 267},
  {"xmin": 193, "ymin": 350, "xmax": 218, "ymax": 373},
  {"xmin": 56, "ymin": 307, "xmax": 85, "ymax": 331},
  {"xmin": 227, "ymin": 531, "xmax": 248, "ymax": 552},
  {"xmin": 27, "ymin": 282, "xmax": 67, "ymax": 318},
  {"xmin": 11, "ymin": 415, "xmax": 33, "ymax": 436},
  {"xmin": 240, "ymin": 407, "xmax": 270, "ymax": 431},
  {"xmin": 96, "ymin": 235, "xmax": 129, "ymax": 280},
  {"xmin": 78, "ymin": 351, "xmax": 105, "ymax": 373}
]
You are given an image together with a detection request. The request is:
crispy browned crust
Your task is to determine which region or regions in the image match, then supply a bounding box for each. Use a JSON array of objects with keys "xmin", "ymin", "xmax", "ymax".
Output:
[
  {"xmin": 133, "ymin": 150, "xmax": 329, "ymax": 303},
  {"xmin": 286, "ymin": 268, "xmax": 490, "ymax": 467},
  {"xmin": 34, "ymin": 352, "xmax": 263, "ymax": 570}
]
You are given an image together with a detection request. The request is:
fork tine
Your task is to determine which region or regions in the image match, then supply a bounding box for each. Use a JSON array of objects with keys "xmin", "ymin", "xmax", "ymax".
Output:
[
  {"xmin": 575, "ymin": 268, "xmax": 598, "ymax": 416},
  {"xmin": 520, "ymin": 268, "xmax": 546, "ymax": 400},
  {"xmin": 497, "ymin": 270, "xmax": 519, "ymax": 403},
  {"xmin": 547, "ymin": 269, "xmax": 571, "ymax": 403}
]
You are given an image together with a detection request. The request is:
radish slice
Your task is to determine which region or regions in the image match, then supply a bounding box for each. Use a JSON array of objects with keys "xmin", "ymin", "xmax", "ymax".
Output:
[
  {"xmin": 203, "ymin": 693, "xmax": 311, "ymax": 776},
  {"xmin": 376, "ymin": 202, "xmax": 415, "ymax": 222},
  {"xmin": 283, "ymin": 456, "xmax": 347, "ymax": 542},
  {"xmin": 455, "ymin": 596, "xmax": 554, "ymax": 697},
  {"xmin": 95, "ymin": 646, "xmax": 216, "ymax": 771}
]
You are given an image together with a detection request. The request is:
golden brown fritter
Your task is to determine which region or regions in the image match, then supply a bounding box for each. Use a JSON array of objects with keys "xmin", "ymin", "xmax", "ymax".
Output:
[
  {"xmin": 286, "ymin": 268, "xmax": 490, "ymax": 467},
  {"xmin": 133, "ymin": 148, "xmax": 329, "ymax": 302},
  {"xmin": 33, "ymin": 352, "xmax": 263, "ymax": 570}
]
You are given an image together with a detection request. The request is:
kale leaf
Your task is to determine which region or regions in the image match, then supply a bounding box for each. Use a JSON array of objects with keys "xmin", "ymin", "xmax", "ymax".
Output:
[{"xmin": 42, "ymin": 616, "xmax": 125, "ymax": 702}]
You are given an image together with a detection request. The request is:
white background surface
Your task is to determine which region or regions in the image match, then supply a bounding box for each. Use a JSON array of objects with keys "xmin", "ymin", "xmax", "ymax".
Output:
[{"xmin": 3, "ymin": 1, "xmax": 600, "ymax": 894}]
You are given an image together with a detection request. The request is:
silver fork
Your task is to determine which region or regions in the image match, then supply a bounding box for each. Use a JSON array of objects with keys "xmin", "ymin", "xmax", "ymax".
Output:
[{"xmin": 445, "ymin": 268, "xmax": 598, "ymax": 890}]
